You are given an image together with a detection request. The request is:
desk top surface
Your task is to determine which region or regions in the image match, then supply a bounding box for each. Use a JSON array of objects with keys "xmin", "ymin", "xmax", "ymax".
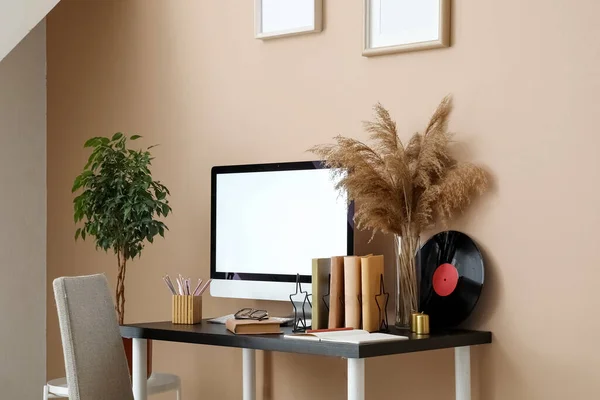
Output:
[{"xmin": 121, "ymin": 320, "xmax": 491, "ymax": 359}]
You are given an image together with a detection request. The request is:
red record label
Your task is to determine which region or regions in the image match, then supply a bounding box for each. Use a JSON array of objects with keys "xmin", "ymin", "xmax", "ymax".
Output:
[{"xmin": 432, "ymin": 263, "xmax": 459, "ymax": 297}]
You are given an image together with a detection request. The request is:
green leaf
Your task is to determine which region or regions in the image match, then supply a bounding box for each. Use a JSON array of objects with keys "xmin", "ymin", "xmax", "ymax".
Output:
[
  {"xmin": 81, "ymin": 230, "xmax": 86, "ymax": 240},
  {"xmin": 84, "ymin": 137, "xmax": 99, "ymax": 148},
  {"xmin": 72, "ymin": 176, "xmax": 83, "ymax": 193},
  {"xmin": 84, "ymin": 155, "xmax": 96, "ymax": 170},
  {"xmin": 75, "ymin": 228, "xmax": 81, "ymax": 241},
  {"xmin": 130, "ymin": 135, "xmax": 142, "ymax": 140},
  {"xmin": 124, "ymin": 205, "xmax": 132, "ymax": 220},
  {"xmin": 162, "ymin": 203, "xmax": 170, "ymax": 216},
  {"xmin": 157, "ymin": 190, "xmax": 166, "ymax": 200},
  {"xmin": 112, "ymin": 132, "xmax": 124, "ymax": 141}
]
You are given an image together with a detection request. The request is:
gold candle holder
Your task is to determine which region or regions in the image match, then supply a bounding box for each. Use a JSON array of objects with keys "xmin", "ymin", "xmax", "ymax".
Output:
[
  {"xmin": 411, "ymin": 312, "xmax": 421, "ymax": 332},
  {"xmin": 414, "ymin": 313, "xmax": 430, "ymax": 335}
]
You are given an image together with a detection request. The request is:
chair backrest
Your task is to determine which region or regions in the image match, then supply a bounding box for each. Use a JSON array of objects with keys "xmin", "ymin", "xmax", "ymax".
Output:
[{"xmin": 53, "ymin": 274, "xmax": 133, "ymax": 400}]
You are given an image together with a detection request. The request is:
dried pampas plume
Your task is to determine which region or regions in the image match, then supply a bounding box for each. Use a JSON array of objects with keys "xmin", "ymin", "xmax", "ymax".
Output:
[
  {"xmin": 310, "ymin": 96, "xmax": 488, "ymax": 327},
  {"xmin": 309, "ymin": 96, "xmax": 488, "ymax": 238}
]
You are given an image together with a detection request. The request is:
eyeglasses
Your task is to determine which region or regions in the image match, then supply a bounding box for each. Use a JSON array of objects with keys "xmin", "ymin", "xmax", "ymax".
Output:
[{"xmin": 234, "ymin": 308, "xmax": 269, "ymax": 321}]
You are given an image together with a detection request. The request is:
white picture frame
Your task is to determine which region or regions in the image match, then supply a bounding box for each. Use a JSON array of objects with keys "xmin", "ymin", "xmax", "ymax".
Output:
[
  {"xmin": 255, "ymin": 0, "xmax": 323, "ymax": 40},
  {"xmin": 363, "ymin": 0, "xmax": 450, "ymax": 57}
]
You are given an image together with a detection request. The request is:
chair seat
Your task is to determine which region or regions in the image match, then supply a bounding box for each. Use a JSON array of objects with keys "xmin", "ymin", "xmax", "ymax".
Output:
[
  {"xmin": 47, "ymin": 373, "xmax": 181, "ymax": 397},
  {"xmin": 47, "ymin": 377, "xmax": 69, "ymax": 397},
  {"xmin": 147, "ymin": 373, "xmax": 181, "ymax": 395}
]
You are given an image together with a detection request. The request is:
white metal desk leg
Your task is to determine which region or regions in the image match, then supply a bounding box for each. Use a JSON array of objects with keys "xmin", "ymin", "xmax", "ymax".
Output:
[
  {"xmin": 242, "ymin": 348, "xmax": 256, "ymax": 400},
  {"xmin": 132, "ymin": 338, "xmax": 148, "ymax": 400},
  {"xmin": 455, "ymin": 346, "xmax": 471, "ymax": 400},
  {"xmin": 348, "ymin": 358, "xmax": 365, "ymax": 400}
]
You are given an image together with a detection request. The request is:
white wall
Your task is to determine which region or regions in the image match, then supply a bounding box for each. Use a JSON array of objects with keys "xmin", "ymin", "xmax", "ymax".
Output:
[
  {"xmin": 0, "ymin": 21, "xmax": 46, "ymax": 398},
  {"xmin": 0, "ymin": 0, "xmax": 59, "ymax": 62}
]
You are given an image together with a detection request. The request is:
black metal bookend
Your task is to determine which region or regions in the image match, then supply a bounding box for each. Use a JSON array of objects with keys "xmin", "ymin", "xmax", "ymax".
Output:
[
  {"xmin": 289, "ymin": 273, "xmax": 312, "ymax": 332},
  {"xmin": 375, "ymin": 274, "xmax": 390, "ymax": 332},
  {"xmin": 322, "ymin": 273, "xmax": 331, "ymax": 312}
]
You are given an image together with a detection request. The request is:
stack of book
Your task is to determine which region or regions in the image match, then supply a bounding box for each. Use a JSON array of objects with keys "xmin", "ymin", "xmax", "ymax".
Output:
[{"xmin": 312, "ymin": 255, "xmax": 385, "ymax": 332}]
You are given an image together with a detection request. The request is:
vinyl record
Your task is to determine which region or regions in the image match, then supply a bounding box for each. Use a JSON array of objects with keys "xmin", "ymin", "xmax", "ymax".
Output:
[{"xmin": 418, "ymin": 231, "xmax": 484, "ymax": 329}]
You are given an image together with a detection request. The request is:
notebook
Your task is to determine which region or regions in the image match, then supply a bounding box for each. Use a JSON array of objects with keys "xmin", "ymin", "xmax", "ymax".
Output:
[
  {"xmin": 361, "ymin": 255, "xmax": 385, "ymax": 332},
  {"xmin": 311, "ymin": 257, "xmax": 331, "ymax": 330},
  {"xmin": 225, "ymin": 318, "xmax": 282, "ymax": 335},
  {"xmin": 284, "ymin": 329, "xmax": 407, "ymax": 344},
  {"xmin": 328, "ymin": 256, "xmax": 345, "ymax": 328},
  {"xmin": 344, "ymin": 256, "xmax": 362, "ymax": 329}
]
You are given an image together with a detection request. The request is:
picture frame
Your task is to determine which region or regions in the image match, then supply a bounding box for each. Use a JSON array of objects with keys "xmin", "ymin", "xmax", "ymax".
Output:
[
  {"xmin": 363, "ymin": 0, "xmax": 450, "ymax": 57},
  {"xmin": 255, "ymin": 0, "xmax": 323, "ymax": 40}
]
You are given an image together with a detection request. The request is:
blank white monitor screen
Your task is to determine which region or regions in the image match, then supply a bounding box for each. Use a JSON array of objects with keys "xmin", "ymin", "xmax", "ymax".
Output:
[{"xmin": 214, "ymin": 166, "xmax": 350, "ymax": 278}]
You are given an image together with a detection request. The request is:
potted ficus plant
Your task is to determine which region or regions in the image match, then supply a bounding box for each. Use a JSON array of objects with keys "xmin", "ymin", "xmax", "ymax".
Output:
[{"xmin": 72, "ymin": 132, "xmax": 171, "ymax": 374}]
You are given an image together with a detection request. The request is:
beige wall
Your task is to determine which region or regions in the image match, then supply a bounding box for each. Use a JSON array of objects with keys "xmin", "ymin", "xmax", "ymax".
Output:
[
  {"xmin": 47, "ymin": 0, "xmax": 600, "ymax": 399},
  {"xmin": 0, "ymin": 21, "xmax": 46, "ymax": 398}
]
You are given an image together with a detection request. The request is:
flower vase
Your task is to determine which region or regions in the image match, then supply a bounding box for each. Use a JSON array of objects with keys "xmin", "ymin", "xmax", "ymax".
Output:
[{"xmin": 394, "ymin": 234, "xmax": 421, "ymax": 328}]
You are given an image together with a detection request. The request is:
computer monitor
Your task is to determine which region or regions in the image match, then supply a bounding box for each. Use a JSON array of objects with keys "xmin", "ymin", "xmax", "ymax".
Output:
[{"xmin": 210, "ymin": 161, "xmax": 354, "ymax": 301}]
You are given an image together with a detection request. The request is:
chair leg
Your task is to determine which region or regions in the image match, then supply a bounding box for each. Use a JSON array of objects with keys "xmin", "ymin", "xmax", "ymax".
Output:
[
  {"xmin": 43, "ymin": 385, "xmax": 49, "ymax": 400},
  {"xmin": 176, "ymin": 384, "xmax": 181, "ymax": 400}
]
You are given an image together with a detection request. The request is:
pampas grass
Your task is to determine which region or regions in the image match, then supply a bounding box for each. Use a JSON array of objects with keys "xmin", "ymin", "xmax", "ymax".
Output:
[
  {"xmin": 311, "ymin": 95, "xmax": 487, "ymax": 236},
  {"xmin": 310, "ymin": 96, "xmax": 488, "ymax": 326}
]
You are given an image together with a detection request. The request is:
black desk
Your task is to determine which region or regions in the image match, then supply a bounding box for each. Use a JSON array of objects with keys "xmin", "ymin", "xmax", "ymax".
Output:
[{"xmin": 121, "ymin": 321, "xmax": 492, "ymax": 400}]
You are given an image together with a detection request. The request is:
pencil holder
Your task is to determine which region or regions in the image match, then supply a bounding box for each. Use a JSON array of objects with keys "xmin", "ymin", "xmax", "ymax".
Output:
[{"xmin": 172, "ymin": 295, "xmax": 202, "ymax": 324}]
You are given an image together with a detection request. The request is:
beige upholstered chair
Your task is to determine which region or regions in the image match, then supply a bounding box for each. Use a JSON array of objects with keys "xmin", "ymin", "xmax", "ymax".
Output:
[
  {"xmin": 49, "ymin": 274, "xmax": 182, "ymax": 400},
  {"xmin": 52, "ymin": 274, "xmax": 134, "ymax": 400}
]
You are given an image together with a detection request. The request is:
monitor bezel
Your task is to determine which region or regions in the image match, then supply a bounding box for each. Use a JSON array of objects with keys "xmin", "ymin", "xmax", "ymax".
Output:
[{"xmin": 210, "ymin": 160, "xmax": 354, "ymax": 284}]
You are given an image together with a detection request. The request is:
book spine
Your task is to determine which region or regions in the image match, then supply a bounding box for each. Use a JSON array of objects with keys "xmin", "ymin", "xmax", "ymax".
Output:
[
  {"xmin": 312, "ymin": 259, "xmax": 320, "ymax": 330},
  {"xmin": 344, "ymin": 256, "xmax": 362, "ymax": 329},
  {"xmin": 361, "ymin": 255, "xmax": 385, "ymax": 332},
  {"xmin": 312, "ymin": 258, "xmax": 331, "ymax": 330},
  {"xmin": 328, "ymin": 256, "xmax": 345, "ymax": 328}
]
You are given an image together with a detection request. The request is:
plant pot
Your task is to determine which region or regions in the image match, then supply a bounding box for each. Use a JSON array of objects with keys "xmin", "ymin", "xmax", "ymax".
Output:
[
  {"xmin": 394, "ymin": 234, "xmax": 421, "ymax": 328},
  {"xmin": 122, "ymin": 337, "xmax": 153, "ymax": 378}
]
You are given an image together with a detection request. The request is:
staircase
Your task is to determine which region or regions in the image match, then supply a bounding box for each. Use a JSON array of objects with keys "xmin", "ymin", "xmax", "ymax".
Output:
[{"xmin": 0, "ymin": 0, "xmax": 60, "ymax": 62}]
